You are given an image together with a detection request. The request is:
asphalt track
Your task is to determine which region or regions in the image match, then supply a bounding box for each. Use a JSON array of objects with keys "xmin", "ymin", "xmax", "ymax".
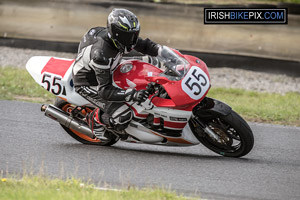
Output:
[{"xmin": 1, "ymin": 100, "xmax": 300, "ymax": 200}]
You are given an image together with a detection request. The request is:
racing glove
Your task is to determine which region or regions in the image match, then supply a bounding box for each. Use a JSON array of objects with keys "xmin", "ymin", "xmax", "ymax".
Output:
[{"xmin": 125, "ymin": 89, "xmax": 150, "ymax": 103}]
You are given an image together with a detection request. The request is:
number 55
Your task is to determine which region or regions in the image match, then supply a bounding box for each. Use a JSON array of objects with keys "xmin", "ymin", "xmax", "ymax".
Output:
[
  {"xmin": 41, "ymin": 73, "xmax": 62, "ymax": 95},
  {"xmin": 181, "ymin": 66, "xmax": 210, "ymax": 100}
]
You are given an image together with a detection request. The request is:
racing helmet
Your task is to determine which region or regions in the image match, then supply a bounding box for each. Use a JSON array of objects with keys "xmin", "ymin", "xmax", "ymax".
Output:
[{"xmin": 107, "ymin": 8, "xmax": 140, "ymax": 52}]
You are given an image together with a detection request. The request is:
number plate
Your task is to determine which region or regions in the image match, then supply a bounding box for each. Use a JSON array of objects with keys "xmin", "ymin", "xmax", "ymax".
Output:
[
  {"xmin": 41, "ymin": 72, "xmax": 64, "ymax": 96},
  {"xmin": 181, "ymin": 66, "xmax": 210, "ymax": 100}
]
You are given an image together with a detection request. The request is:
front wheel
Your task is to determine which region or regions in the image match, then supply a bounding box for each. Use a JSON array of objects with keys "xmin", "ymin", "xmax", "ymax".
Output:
[
  {"xmin": 54, "ymin": 98, "xmax": 118, "ymax": 146},
  {"xmin": 190, "ymin": 110, "xmax": 254, "ymax": 157}
]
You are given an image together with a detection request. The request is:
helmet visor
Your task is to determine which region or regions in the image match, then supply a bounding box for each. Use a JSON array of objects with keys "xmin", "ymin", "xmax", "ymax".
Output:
[{"xmin": 112, "ymin": 25, "xmax": 140, "ymax": 47}]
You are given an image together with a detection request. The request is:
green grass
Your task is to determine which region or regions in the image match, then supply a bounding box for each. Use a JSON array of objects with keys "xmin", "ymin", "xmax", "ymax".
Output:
[
  {"xmin": 0, "ymin": 66, "xmax": 54, "ymax": 103},
  {"xmin": 208, "ymin": 88, "xmax": 300, "ymax": 126},
  {"xmin": 0, "ymin": 175, "xmax": 189, "ymax": 200},
  {"xmin": 1, "ymin": 67, "xmax": 300, "ymax": 126}
]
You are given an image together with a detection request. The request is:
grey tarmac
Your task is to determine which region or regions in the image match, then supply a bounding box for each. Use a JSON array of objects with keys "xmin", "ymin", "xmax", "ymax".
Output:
[{"xmin": 0, "ymin": 100, "xmax": 300, "ymax": 200}]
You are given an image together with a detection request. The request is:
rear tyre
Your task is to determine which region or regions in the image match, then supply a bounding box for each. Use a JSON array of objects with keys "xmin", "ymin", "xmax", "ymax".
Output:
[
  {"xmin": 190, "ymin": 110, "xmax": 254, "ymax": 157},
  {"xmin": 54, "ymin": 98, "xmax": 118, "ymax": 146}
]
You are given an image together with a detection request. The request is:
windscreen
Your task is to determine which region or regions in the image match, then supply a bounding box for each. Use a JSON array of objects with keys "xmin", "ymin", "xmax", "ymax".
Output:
[{"xmin": 156, "ymin": 46, "xmax": 189, "ymax": 79}]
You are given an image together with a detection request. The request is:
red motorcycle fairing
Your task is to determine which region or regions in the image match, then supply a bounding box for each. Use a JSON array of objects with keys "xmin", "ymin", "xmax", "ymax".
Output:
[
  {"xmin": 113, "ymin": 60, "xmax": 163, "ymax": 91},
  {"xmin": 183, "ymin": 55, "xmax": 210, "ymax": 80},
  {"xmin": 113, "ymin": 57, "xmax": 211, "ymax": 111}
]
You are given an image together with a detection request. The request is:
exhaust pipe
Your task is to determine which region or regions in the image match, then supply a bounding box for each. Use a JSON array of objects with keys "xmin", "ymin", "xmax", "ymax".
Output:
[{"xmin": 41, "ymin": 104, "xmax": 94, "ymax": 139}]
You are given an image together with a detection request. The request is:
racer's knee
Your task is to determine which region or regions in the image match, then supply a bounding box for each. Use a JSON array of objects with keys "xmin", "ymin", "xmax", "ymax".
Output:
[{"xmin": 110, "ymin": 104, "xmax": 133, "ymax": 131}]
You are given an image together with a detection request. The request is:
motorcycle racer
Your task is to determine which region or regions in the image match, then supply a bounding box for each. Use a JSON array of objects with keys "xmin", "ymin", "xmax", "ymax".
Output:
[{"xmin": 72, "ymin": 8, "xmax": 161, "ymax": 140}]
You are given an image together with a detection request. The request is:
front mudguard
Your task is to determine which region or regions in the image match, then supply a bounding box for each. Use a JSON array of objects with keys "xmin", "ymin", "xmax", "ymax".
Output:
[{"xmin": 193, "ymin": 97, "xmax": 232, "ymax": 119}]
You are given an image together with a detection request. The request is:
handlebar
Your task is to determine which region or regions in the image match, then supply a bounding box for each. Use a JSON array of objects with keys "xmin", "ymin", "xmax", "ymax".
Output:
[{"xmin": 136, "ymin": 82, "xmax": 159, "ymax": 106}]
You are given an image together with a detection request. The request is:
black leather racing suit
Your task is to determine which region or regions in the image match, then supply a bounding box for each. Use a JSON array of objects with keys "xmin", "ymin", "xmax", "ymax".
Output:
[{"xmin": 72, "ymin": 27, "xmax": 159, "ymax": 130}]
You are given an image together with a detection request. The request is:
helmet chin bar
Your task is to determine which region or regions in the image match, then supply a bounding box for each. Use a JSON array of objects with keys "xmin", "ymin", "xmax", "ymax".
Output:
[
  {"xmin": 108, "ymin": 33, "xmax": 134, "ymax": 53},
  {"xmin": 108, "ymin": 34, "xmax": 123, "ymax": 50}
]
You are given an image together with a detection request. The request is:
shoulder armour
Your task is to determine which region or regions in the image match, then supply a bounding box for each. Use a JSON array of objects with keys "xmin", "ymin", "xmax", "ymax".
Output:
[{"xmin": 91, "ymin": 48, "xmax": 110, "ymax": 66}]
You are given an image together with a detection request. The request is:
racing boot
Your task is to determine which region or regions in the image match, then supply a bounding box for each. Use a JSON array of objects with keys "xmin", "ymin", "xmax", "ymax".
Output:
[{"xmin": 86, "ymin": 108, "xmax": 108, "ymax": 141}]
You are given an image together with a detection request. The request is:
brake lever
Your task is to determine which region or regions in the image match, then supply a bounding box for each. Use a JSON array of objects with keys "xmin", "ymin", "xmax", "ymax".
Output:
[
  {"xmin": 149, "ymin": 91, "xmax": 159, "ymax": 105},
  {"xmin": 148, "ymin": 83, "xmax": 162, "ymax": 105}
]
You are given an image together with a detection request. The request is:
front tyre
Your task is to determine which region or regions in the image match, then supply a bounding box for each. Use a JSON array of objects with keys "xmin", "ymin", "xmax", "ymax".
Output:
[
  {"xmin": 190, "ymin": 110, "xmax": 254, "ymax": 157},
  {"xmin": 54, "ymin": 98, "xmax": 118, "ymax": 146}
]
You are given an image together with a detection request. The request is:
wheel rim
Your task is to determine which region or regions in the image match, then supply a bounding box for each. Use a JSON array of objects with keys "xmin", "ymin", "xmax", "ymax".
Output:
[{"xmin": 196, "ymin": 118, "xmax": 243, "ymax": 153}]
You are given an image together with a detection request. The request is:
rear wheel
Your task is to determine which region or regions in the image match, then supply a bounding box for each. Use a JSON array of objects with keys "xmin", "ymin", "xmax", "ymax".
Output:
[
  {"xmin": 190, "ymin": 110, "xmax": 254, "ymax": 157},
  {"xmin": 54, "ymin": 98, "xmax": 118, "ymax": 146}
]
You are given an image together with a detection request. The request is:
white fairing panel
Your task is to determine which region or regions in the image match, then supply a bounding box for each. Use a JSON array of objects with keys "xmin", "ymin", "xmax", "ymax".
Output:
[
  {"xmin": 129, "ymin": 103, "xmax": 200, "ymax": 145},
  {"xmin": 126, "ymin": 121, "xmax": 164, "ymax": 143},
  {"xmin": 181, "ymin": 122, "xmax": 200, "ymax": 145},
  {"xmin": 26, "ymin": 56, "xmax": 51, "ymax": 85},
  {"xmin": 26, "ymin": 56, "xmax": 90, "ymax": 106}
]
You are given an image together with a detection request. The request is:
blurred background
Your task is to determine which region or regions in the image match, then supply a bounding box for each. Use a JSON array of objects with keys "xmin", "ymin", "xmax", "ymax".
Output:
[{"xmin": 0, "ymin": 0, "xmax": 299, "ymax": 72}]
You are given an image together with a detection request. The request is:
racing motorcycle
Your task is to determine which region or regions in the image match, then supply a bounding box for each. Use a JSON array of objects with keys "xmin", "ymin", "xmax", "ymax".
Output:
[{"xmin": 26, "ymin": 46, "xmax": 254, "ymax": 157}]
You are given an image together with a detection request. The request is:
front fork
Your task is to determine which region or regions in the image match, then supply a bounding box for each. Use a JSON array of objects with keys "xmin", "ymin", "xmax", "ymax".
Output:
[
  {"xmin": 190, "ymin": 97, "xmax": 232, "ymax": 142},
  {"xmin": 190, "ymin": 116, "xmax": 220, "ymax": 142}
]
